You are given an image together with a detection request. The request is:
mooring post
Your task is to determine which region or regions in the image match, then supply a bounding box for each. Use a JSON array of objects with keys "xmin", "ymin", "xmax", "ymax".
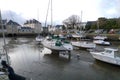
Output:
[{"xmin": 68, "ymin": 51, "xmax": 71, "ymax": 60}]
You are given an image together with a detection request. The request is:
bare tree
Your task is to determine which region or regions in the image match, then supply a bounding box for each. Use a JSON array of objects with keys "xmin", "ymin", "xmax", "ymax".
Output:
[{"xmin": 63, "ymin": 15, "xmax": 81, "ymax": 29}]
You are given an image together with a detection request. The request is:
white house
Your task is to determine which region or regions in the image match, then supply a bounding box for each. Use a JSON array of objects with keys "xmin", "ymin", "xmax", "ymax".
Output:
[
  {"xmin": 6, "ymin": 20, "xmax": 21, "ymax": 34},
  {"xmin": 24, "ymin": 19, "xmax": 42, "ymax": 33},
  {"xmin": 18, "ymin": 26, "xmax": 34, "ymax": 34}
]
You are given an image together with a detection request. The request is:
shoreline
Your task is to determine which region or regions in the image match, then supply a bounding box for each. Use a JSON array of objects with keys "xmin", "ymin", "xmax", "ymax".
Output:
[
  {"xmin": 86, "ymin": 33, "xmax": 120, "ymax": 41},
  {"xmin": 0, "ymin": 33, "xmax": 119, "ymax": 41}
]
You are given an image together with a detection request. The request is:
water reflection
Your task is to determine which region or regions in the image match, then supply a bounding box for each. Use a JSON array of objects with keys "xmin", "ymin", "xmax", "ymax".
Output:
[{"xmin": 44, "ymin": 54, "xmax": 70, "ymax": 63}]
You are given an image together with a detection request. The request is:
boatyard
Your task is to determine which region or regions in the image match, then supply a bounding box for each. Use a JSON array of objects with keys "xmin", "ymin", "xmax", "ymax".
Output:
[{"xmin": 1, "ymin": 37, "xmax": 119, "ymax": 80}]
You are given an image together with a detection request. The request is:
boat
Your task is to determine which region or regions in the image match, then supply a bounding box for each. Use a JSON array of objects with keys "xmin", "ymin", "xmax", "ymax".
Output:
[
  {"xmin": 93, "ymin": 35, "xmax": 107, "ymax": 40},
  {"xmin": 93, "ymin": 40, "xmax": 110, "ymax": 46},
  {"xmin": 0, "ymin": 10, "xmax": 10, "ymax": 80},
  {"xmin": 71, "ymin": 41, "xmax": 96, "ymax": 49},
  {"xmin": 90, "ymin": 48, "xmax": 120, "ymax": 66},
  {"xmin": 42, "ymin": 0, "xmax": 73, "ymax": 54},
  {"xmin": 35, "ymin": 35, "xmax": 43, "ymax": 43},
  {"xmin": 0, "ymin": 10, "xmax": 28, "ymax": 80},
  {"xmin": 42, "ymin": 35, "xmax": 73, "ymax": 52},
  {"xmin": 35, "ymin": 9, "xmax": 43, "ymax": 44},
  {"xmin": 93, "ymin": 20, "xmax": 107, "ymax": 40},
  {"xmin": 0, "ymin": 49, "xmax": 11, "ymax": 67},
  {"xmin": 70, "ymin": 34, "xmax": 96, "ymax": 49}
]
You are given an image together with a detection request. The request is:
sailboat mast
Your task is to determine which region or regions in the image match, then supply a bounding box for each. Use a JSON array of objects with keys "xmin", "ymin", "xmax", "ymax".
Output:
[
  {"xmin": 37, "ymin": 9, "xmax": 40, "ymax": 35},
  {"xmin": 0, "ymin": 10, "xmax": 10, "ymax": 65},
  {"xmin": 51, "ymin": 0, "xmax": 53, "ymax": 27},
  {"xmin": 80, "ymin": 11, "xmax": 82, "ymax": 31},
  {"xmin": 45, "ymin": 0, "xmax": 50, "ymax": 27},
  {"xmin": 81, "ymin": 11, "xmax": 82, "ymax": 23}
]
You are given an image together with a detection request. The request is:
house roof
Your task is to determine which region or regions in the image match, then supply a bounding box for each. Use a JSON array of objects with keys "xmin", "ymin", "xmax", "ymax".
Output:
[
  {"xmin": 7, "ymin": 20, "xmax": 21, "ymax": 26},
  {"xmin": 24, "ymin": 19, "xmax": 41, "ymax": 25}
]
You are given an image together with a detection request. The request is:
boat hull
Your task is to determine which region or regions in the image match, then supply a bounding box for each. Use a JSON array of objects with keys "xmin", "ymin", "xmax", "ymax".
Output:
[
  {"xmin": 42, "ymin": 40, "xmax": 73, "ymax": 52},
  {"xmin": 90, "ymin": 52, "xmax": 120, "ymax": 66},
  {"xmin": 71, "ymin": 41, "xmax": 96, "ymax": 49},
  {"xmin": 93, "ymin": 40, "xmax": 110, "ymax": 46},
  {"xmin": 93, "ymin": 36, "xmax": 107, "ymax": 40}
]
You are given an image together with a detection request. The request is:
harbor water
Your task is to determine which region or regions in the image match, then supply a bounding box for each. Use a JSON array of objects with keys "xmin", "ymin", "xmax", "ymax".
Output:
[{"xmin": 0, "ymin": 37, "xmax": 120, "ymax": 80}]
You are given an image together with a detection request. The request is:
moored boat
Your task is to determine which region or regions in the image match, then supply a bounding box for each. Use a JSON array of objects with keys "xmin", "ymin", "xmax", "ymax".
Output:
[
  {"xmin": 90, "ymin": 48, "xmax": 120, "ymax": 66},
  {"xmin": 93, "ymin": 40, "xmax": 110, "ymax": 46},
  {"xmin": 69, "ymin": 34, "xmax": 96, "ymax": 49},
  {"xmin": 71, "ymin": 41, "xmax": 96, "ymax": 49},
  {"xmin": 93, "ymin": 35, "xmax": 107, "ymax": 40},
  {"xmin": 35, "ymin": 35, "xmax": 44, "ymax": 43},
  {"xmin": 42, "ymin": 35, "xmax": 73, "ymax": 52}
]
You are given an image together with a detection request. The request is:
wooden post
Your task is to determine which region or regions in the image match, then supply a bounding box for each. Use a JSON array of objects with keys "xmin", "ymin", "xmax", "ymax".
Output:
[{"xmin": 68, "ymin": 51, "xmax": 71, "ymax": 60}]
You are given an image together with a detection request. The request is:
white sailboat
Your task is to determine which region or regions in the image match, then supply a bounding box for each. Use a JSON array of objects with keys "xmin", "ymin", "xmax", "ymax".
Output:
[
  {"xmin": 0, "ymin": 10, "xmax": 30, "ymax": 80},
  {"xmin": 35, "ymin": 10, "xmax": 43, "ymax": 43},
  {"xmin": 42, "ymin": 35, "xmax": 73, "ymax": 52},
  {"xmin": 93, "ymin": 20, "xmax": 107, "ymax": 40},
  {"xmin": 90, "ymin": 48, "xmax": 120, "ymax": 66},
  {"xmin": 70, "ymin": 34, "xmax": 96, "ymax": 49},
  {"xmin": 35, "ymin": 35, "xmax": 43, "ymax": 43},
  {"xmin": 93, "ymin": 20, "xmax": 110, "ymax": 45},
  {"xmin": 93, "ymin": 35, "xmax": 107, "ymax": 40},
  {"xmin": 0, "ymin": 10, "xmax": 10, "ymax": 80},
  {"xmin": 42, "ymin": 0, "xmax": 73, "ymax": 54},
  {"xmin": 70, "ymin": 11, "xmax": 96, "ymax": 49}
]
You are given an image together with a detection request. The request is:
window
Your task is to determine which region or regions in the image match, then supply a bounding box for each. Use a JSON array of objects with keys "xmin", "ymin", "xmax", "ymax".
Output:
[{"xmin": 105, "ymin": 50, "xmax": 112, "ymax": 54}]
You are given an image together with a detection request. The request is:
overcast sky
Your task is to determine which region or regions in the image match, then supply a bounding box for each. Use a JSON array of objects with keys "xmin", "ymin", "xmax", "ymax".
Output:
[{"xmin": 0, "ymin": 0, "xmax": 120, "ymax": 25}]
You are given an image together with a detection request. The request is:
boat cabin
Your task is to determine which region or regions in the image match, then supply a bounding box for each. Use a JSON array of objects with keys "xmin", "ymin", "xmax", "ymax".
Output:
[{"xmin": 103, "ymin": 48, "xmax": 120, "ymax": 57}]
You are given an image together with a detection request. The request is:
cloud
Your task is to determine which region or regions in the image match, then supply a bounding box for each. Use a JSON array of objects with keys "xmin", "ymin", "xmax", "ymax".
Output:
[
  {"xmin": 1, "ymin": 10, "xmax": 26, "ymax": 25},
  {"xmin": 99, "ymin": 0, "xmax": 120, "ymax": 18},
  {"xmin": 115, "ymin": 0, "xmax": 120, "ymax": 16},
  {"xmin": 1, "ymin": 0, "xmax": 120, "ymax": 24}
]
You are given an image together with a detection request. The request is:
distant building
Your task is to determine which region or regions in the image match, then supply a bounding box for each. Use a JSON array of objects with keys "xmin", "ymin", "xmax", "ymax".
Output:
[
  {"xmin": 0, "ymin": 19, "xmax": 7, "ymax": 33},
  {"xmin": 55, "ymin": 25, "xmax": 63, "ymax": 30},
  {"xmin": 80, "ymin": 22, "xmax": 87, "ymax": 29},
  {"xmin": 18, "ymin": 26, "xmax": 34, "ymax": 33},
  {"xmin": 75, "ymin": 22, "xmax": 86, "ymax": 30},
  {"xmin": 6, "ymin": 20, "xmax": 21, "ymax": 34},
  {"xmin": 24, "ymin": 19, "xmax": 42, "ymax": 33},
  {"xmin": 0, "ymin": 19, "xmax": 7, "ymax": 29},
  {"xmin": 53, "ymin": 25, "xmax": 63, "ymax": 34},
  {"xmin": 48, "ymin": 25, "xmax": 55, "ymax": 33}
]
